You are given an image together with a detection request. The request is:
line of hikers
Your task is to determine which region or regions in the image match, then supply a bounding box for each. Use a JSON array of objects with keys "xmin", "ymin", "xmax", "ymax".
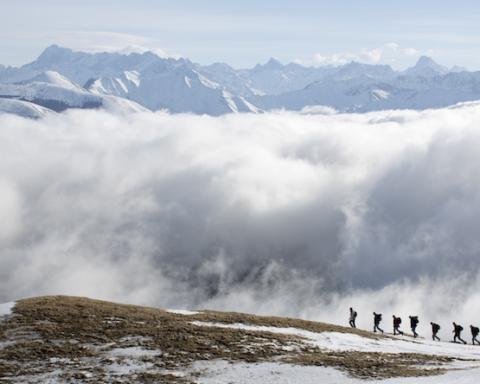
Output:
[{"xmin": 349, "ymin": 307, "xmax": 480, "ymax": 345}]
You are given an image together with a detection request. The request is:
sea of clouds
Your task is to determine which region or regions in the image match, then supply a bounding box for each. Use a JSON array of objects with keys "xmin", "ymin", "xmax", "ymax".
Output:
[{"xmin": 1, "ymin": 102, "xmax": 480, "ymax": 338}]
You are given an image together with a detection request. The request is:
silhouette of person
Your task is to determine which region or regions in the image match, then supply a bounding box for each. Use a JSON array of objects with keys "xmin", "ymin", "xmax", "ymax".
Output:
[
  {"xmin": 409, "ymin": 316, "xmax": 419, "ymax": 338},
  {"xmin": 393, "ymin": 315, "xmax": 404, "ymax": 335},
  {"xmin": 349, "ymin": 307, "xmax": 357, "ymax": 328},
  {"xmin": 453, "ymin": 322, "xmax": 467, "ymax": 344},
  {"xmin": 373, "ymin": 312, "xmax": 384, "ymax": 333},
  {"xmin": 470, "ymin": 325, "xmax": 480, "ymax": 345},
  {"xmin": 431, "ymin": 322, "xmax": 440, "ymax": 341}
]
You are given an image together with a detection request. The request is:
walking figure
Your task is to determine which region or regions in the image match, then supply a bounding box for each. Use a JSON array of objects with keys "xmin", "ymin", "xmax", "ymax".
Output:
[
  {"xmin": 393, "ymin": 315, "xmax": 404, "ymax": 335},
  {"xmin": 409, "ymin": 316, "xmax": 419, "ymax": 338},
  {"xmin": 349, "ymin": 307, "xmax": 357, "ymax": 328},
  {"xmin": 431, "ymin": 322, "xmax": 441, "ymax": 341},
  {"xmin": 453, "ymin": 322, "xmax": 467, "ymax": 344},
  {"xmin": 470, "ymin": 325, "xmax": 480, "ymax": 345},
  {"xmin": 373, "ymin": 312, "xmax": 384, "ymax": 333}
]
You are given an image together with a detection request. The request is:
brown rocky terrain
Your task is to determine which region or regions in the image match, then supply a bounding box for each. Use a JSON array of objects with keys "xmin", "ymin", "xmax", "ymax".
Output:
[{"xmin": 0, "ymin": 296, "xmax": 474, "ymax": 382}]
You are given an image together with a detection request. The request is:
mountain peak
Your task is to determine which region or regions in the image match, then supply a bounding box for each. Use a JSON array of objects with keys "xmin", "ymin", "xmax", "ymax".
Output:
[
  {"xmin": 251, "ymin": 58, "xmax": 284, "ymax": 73},
  {"xmin": 333, "ymin": 61, "xmax": 394, "ymax": 80},
  {"xmin": 406, "ymin": 56, "xmax": 449, "ymax": 76},
  {"xmin": 451, "ymin": 65, "xmax": 467, "ymax": 73},
  {"xmin": 30, "ymin": 45, "xmax": 76, "ymax": 67},
  {"xmin": 415, "ymin": 56, "xmax": 438, "ymax": 68},
  {"xmin": 264, "ymin": 58, "xmax": 283, "ymax": 69},
  {"xmin": 40, "ymin": 44, "xmax": 72, "ymax": 56}
]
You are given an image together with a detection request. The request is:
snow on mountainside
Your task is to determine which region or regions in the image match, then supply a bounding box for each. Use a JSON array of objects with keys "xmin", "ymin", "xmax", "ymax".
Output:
[
  {"xmin": 0, "ymin": 98, "xmax": 56, "ymax": 119},
  {"xmin": 1, "ymin": 296, "xmax": 480, "ymax": 383},
  {"xmin": 1, "ymin": 45, "xmax": 480, "ymax": 117},
  {"xmin": 12, "ymin": 45, "xmax": 259, "ymax": 115},
  {"xmin": 240, "ymin": 58, "xmax": 335, "ymax": 96},
  {"xmin": 249, "ymin": 64, "xmax": 480, "ymax": 113},
  {"xmin": 331, "ymin": 61, "xmax": 396, "ymax": 80},
  {"xmin": 21, "ymin": 44, "xmax": 187, "ymax": 87},
  {"xmin": 21, "ymin": 70, "xmax": 85, "ymax": 91},
  {"xmin": 85, "ymin": 66, "xmax": 260, "ymax": 115},
  {"xmin": 0, "ymin": 76, "xmax": 149, "ymax": 117}
]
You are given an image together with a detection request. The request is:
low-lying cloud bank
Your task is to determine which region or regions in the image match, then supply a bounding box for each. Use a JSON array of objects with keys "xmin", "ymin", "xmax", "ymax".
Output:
[{"xmin": 1, "ymin": 103, "xmax": 480, "ymax": 337}]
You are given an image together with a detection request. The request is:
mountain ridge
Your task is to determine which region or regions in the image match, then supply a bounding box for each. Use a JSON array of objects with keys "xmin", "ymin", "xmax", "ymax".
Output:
[{"xmin": 1, "ymin": 45, "xmax": 480, "ymax": 118}]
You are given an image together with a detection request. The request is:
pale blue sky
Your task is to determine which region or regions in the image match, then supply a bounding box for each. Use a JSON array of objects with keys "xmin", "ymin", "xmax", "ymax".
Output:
[{"xmin": 1, "ymin": 0, "xmax": 480, "ymax": 70}]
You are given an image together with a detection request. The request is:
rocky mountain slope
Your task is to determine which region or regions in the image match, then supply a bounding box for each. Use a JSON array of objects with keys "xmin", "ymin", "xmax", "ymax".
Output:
[{"xmin": 1, "ymin": 296, "xmax": 479, "ymax": 383}]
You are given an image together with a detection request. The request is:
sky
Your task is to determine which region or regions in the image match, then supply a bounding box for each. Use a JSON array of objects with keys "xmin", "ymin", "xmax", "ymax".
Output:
[{"xmin": 1, "ymin": 0, "xmax": 480, "ymax": 70}]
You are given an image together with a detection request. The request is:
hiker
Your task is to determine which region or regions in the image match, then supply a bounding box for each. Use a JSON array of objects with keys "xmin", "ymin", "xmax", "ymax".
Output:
[
  {"xmin": 373, "ymin": 312, "xmax": 384, "ymax": 333},
  {"xmin": 349, "ymin": 307, "xmax": 357, "ymax": 328},
  {"xmin": 453, "ymin": 322, "xmax": 467, "ymax": 344},
  {"xmin": 431, "ymin": 322, "xmax": 441, "ymax": 341},
  {"xmin": 393, "ymin": 315, "xmax": 404, "ymax": 335},
  {"xmin": 470, "ymin": 325, "xmax": 480, "ymax": 345},
  {"xmin": 409, "ymin": 316, "xmax": 419, "ymax": 338}
]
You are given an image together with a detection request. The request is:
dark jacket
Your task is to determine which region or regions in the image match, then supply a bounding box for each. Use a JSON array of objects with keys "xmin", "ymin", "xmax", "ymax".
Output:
[{"xmin": 393, "ymin": 317, "xmax": 401, "ymax": 328}]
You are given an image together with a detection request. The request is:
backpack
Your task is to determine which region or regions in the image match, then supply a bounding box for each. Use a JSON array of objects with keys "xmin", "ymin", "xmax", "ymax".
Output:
[
  {"xmin": 473, "ymin": 327, "xmax": 479, "ymax": 335},
  {"xmin": 435, "ymin": 324, "xmax": 441, "ymax": 331},
  {"xmin": 398, "ymin": 318, "xmax": 402, "ymax": 325},
  {"xmin": 457, "ymin": 325, "xmax": 463, "ymax": 332},
  {"xmin": 413, "ymin": 316, "xmax": 419, "ymax": 325},
  {"xmin": 353, "ymin": 311, "xmax": 357, "ymax": 318}
]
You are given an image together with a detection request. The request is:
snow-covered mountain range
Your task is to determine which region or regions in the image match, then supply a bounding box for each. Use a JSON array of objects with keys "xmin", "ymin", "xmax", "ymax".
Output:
[{"xmin": 1, "ymin": 45, "xmax": 480, "ymax": 117}]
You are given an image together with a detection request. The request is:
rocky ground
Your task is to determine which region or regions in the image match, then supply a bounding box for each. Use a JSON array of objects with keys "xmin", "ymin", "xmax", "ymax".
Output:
[{"xmin": 0, "ymin": 296, "xmax": 476, "ymax": 383}]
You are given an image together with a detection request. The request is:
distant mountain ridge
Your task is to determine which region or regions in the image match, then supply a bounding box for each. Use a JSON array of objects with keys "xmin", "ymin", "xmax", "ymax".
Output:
[{"xmin": 1, "ymin": 45, "xmax": 480, "ymax": 118}]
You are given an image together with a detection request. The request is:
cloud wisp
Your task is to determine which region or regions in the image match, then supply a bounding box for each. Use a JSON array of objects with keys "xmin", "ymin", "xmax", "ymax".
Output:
[
  {"xmin": 1, "ymin": 104, "xmax": 480, "ymax": 335},
  {"xmin": 295, "ymin": 43, "xmax": 421, "ymax": 68}
]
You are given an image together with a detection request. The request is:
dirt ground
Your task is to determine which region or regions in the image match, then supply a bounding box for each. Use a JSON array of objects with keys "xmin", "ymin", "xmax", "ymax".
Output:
[{"xmin": 0, "ymin": 295, "xmax": 469, "ymax": 382}]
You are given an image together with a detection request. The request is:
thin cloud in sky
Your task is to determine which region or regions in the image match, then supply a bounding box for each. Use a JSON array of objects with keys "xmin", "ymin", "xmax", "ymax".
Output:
[
  {"xmin": 295, "ymin": 43, "xmax": 420, "ymax": 67},
  {"xmin": 1, "ymin": 1, "xmax": 480, "ymax": 69},
  {"xmin": 49, "ymin": 31, "xmax": 181, "ymax": 58}
]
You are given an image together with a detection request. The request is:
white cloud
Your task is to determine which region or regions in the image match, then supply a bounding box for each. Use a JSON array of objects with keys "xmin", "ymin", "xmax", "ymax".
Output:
[
  {"xmin": 296, "ymin": 43, "xmax": 435, "ymax": 68},
  {"xmin": 2, "ymin": 104, "xmax": 480, "ymax": 330},
  {"xmin": 402, "ymin": 48, "xmax": 418, "ymax": 56},
  {"xmin": 0, "ymin": 179, "xmax": 21, "ymax": 246},
  {"xmin": 50, "ymin": 31, "xmax": 181, "ymax": 59}
]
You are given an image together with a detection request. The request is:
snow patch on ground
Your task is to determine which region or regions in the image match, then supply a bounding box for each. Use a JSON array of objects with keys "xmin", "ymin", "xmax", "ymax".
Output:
[
  {"xmin": 166, "ymin": 309, "xmax": 201, "ymax": 315},
  {"xmin": 186, "ymin": 359, "xmax": 480, "ymax": 384},
  {"xmin": 0, "ymin": 301, "xmax": 15, "ymax": 316},
  {"xmin": 187, "ymin": 359, "xmax": 349, "ymax": 384},
  {"xmin": 190, "ymin": 321, "xmax": 480, "ymax": 360}
]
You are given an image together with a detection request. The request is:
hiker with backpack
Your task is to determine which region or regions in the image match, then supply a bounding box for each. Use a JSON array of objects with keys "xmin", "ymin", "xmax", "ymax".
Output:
[
  {"xmin": 373, "ymin": 312, "xmax": 384, "ymax": 333},
  {"xmin": 409, "ymin": 316, "xmax": 419, "ymax": 338},
  {"xmin": 431, "ymin": 322, "xmax": 441, "ymax": 341},
  {"xmin": 393, "ymin": 315, "xmax": 404, "ymax": 335},
  {"xmin": 453, "ymin": 322, "xmax": 467, "ymax": 344},
  {"xmin": 349, "ymin": 307, "xmax": 357, "ymax": 328},
  {"xmin": 470, "ymin": 325, "xmax": 480, "ymax": 345}
]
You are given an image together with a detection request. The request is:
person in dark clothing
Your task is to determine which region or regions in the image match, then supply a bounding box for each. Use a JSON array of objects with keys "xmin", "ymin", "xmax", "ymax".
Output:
[
  {"xmin": 431, "ymin": 322, "xmax": 441, "ymax": 341},
  {"xmin": 453, "ymin": 322, "xmax": 467, "ymax": 344},
  {"xmin": 393, "ymin": 315, "xmax": 404, "ymax": 335},
  {"xmin": 349, "ymin": 307, "xmax": 357, "ymax": 328},
  {"xmin": 470, "ymin": 325, "xmax": 480, "ymax": 345},
  {"xmin": 373, "ymin": 312, "xmax": 384, "ymax": 333},
  {"xmin": 409, "ymin": 316, "xmax": 419, "ymax": 338}
]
